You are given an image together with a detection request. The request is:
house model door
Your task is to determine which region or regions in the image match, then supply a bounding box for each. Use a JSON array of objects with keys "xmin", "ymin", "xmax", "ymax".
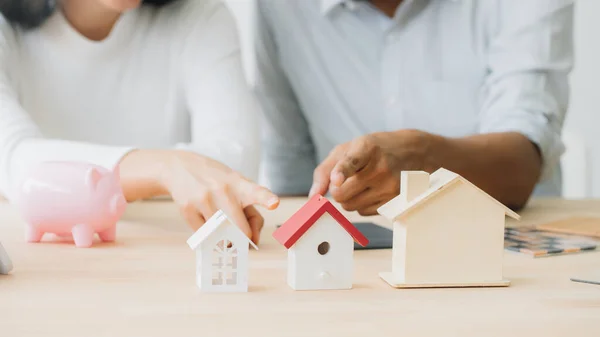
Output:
[{"xmin": 212, "ymin": 239, "xmax": 238, "ymax": 287}]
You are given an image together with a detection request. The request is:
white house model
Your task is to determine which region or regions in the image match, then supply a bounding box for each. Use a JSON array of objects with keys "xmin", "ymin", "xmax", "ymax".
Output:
[
  {"xmin": 187, "ymin": 210, "xmax": 257, "ymax": 293},
  {"xmin": 273, "ymin": 194, "xmax": 369, "ymax": 291},
  {"xmin": 0, "ymin": 242, "xmax": 13, "ymax": 275},
  {"xmin": 377, "ymin": 168, "xmax": 520, "ymax": 288}
]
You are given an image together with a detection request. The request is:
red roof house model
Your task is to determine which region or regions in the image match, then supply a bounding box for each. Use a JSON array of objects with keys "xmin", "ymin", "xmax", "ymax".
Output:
[{"xmin": 273, "ymin": 194, "xmax": 369, "ymax": 249}]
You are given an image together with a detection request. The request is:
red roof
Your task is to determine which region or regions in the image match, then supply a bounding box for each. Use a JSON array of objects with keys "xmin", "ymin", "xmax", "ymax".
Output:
[{"xmin": 273, "ymin": 194, "xmax": 369, "ymax": 249}]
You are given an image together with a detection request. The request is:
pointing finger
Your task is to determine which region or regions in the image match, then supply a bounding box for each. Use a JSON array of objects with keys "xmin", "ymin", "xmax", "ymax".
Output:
[
  {"xmin": 331, "ymin": 139, "xmax": 376, "ymax": 187},
  {"xmin": 239, "ymin": 181, "xmax": 280, "ymax": 210}
]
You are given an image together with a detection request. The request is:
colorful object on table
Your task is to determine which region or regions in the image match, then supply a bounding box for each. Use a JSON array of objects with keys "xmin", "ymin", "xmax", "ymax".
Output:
[
  {"xmin": 536, "ymin": 217, "xmax": 600, "ymax": 238},
  {"xmin": 377, "ymin": 169, "xmax": 518, "ymax": 288},
  {"xmin": 0, "ymin": 242, "xmax": 13, "ymax": 275},
  {"xmin": 14, "ymin": 162, "xmax": 127, "ymax": 248},
  {"xmin": 187, "ymin": 210, "xmax": 257, "ymax": 293},
  {"xmin": 273, "ymin": 194, "xmax": 369, "ymax": 291},
  {"xmin": 504, "ymin": 227, "xmax": 598, "ymax": 257}
]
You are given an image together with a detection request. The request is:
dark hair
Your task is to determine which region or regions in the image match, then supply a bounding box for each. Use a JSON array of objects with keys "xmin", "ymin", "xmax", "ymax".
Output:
[{"xmin": 0, "ymin": 0, "xmax": 181, "ymax": 30}]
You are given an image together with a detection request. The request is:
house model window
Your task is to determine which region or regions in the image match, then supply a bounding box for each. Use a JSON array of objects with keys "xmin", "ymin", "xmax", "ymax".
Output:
[
  {"xmin": 0, "ymin": 242, "xmax": 12, "ymax": 275},
  {"xmin": 212, "ymin": 239, "xmax": 238, "ymax": 286},
  {"xmin": 318, "ymin": 242, "xmax": 330, "ymax": 255}
]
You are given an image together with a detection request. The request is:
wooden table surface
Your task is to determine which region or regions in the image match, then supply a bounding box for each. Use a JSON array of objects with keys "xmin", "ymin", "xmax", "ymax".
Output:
[{"xmin": 1, "ymin": 198, "xmax": 600, "ymax": 337}]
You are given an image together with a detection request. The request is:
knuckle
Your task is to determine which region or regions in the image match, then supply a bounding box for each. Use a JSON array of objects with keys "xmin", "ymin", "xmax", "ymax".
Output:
[
  {"xmin": 361, "ymin": 135, "xmax": 375, "ymax": 149},
  {"xmin": 194, "ymin": 192, "xmax": 211, "ymax": 206},
  {"xmin": 341, "ymin": 202, "xmax": 356, "ymax": 212},
  {"xmin": 252, "ymin": 184, "xmax": 268, "ymax": 195},
  {"xmin": 229, "ymin": 171, "xmax": 247, "ymax": 182},
  {"xmin": 347, "ymin": 156, "xmax": 360, "ymax": 169},
  {"xmin": 376, "ymin": 157, "xmax": 393, "ymax": 174},
  {"xmin": 179, "ymin": 202, "xmax": 196, "ymax": 214},
  {"xmin": 358, "ymin": 208, "xmax": 375, "ymax": 216},
  {"xmin": 375, "ymin": 164, "xmax": 390, "ymax": 176},
  {"xmin": 211, "ymin": 182, "xmax": 231, "ymax": 196}
]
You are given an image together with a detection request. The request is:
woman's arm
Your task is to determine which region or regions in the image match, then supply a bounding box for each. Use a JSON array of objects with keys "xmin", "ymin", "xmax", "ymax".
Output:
[
  {"xmin": 0, "ymin": 22, "xmax": 134, "ymax": 200},
  {"xmin": 175, "ymin": 0, "xmax": 261, "ymax": 181},
  {"xmin": 121, "ymin": 1, "xmax": 279, "ymax": 242}
]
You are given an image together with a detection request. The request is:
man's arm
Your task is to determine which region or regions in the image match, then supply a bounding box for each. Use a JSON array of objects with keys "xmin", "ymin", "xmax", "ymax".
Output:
[
  {"xmin": 314, "ymin": 130, "xmax": 539, "ymax": 214},
  {"xmin": 253, "ymin": 0, "xmax": 317, "ymax": 196},
  {"xmin": 474, "ymin": 0, "xmax": 574, "ymax": 201},
  {"xmin": 424, "ymin": 132, "xmax": 542, "ymax": 210},
  {"xmin": 316, "ymin": 0, "xmax": 574, "ymax": 213}
]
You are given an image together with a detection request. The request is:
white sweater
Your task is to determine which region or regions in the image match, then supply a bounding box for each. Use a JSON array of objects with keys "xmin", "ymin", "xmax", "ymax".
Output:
[{"xmin": 0, "ymin": 0, "xmax": 260, "ymax": 199}]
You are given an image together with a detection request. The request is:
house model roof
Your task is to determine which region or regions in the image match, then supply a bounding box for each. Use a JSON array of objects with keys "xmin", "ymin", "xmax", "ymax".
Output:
[
  {"xmin": 378, "ymin": 168, "xmax": 520, "ymax": 221},
  {"xmin": 273, "ymin": 194, "xmax": 369, "ymax": 249},
  {"xmin": 187, "ymin": 210, "xmax": 258, "ymax": 250}
]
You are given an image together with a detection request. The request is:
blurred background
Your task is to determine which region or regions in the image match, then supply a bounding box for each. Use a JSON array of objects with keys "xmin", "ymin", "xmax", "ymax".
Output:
[{"xmin": 225, "ymin": 0, "xmax": 599, "ymax": 200}]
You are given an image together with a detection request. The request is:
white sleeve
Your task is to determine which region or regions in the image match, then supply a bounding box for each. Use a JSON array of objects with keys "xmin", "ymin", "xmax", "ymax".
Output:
[
  {"xmin": 480, "ymin": 0, "xmax": 574, "ymax": 182},
  {"xmin": 0, "ymin": 22, "xmax": 134, "ymax": 200},
  {"xmin": 174, "ymin": 0, "xmax": 261, "ymax": 181}
]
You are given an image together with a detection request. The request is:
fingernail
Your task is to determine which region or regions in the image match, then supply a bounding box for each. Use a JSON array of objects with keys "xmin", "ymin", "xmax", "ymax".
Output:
[
  {"xmin": 267, "ymin": 197, "xmax": 279, "ymax": 209},
  {"xmin": 308, "ymin": 184, "xmax": 318, "ymax": 197}
]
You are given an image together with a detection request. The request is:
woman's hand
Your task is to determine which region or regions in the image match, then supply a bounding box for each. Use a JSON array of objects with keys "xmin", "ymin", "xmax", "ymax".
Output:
[{"xmin": 119, "ymin": 149, "xmax": 279, "ymax": 244}]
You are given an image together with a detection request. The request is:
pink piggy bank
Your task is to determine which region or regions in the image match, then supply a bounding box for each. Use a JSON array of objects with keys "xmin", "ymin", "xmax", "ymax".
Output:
[{"xmin": 14, "ymin": 161, "xmax": 127, "ymax": 248}]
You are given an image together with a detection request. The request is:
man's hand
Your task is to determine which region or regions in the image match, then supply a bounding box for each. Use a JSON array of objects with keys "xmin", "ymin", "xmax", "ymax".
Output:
[
  {"xmin": 309, "ymin": 130, "xmax": 542, "ymax": 214},
  {"xmin": 309, "ymin": 130, "xmax": 432, "ymax": 215}
]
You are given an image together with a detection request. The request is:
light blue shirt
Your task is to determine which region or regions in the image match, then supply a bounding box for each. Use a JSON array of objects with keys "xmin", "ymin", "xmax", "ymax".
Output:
[{"xmin": 254, "ymin": 0, "xmax": 574, "ymax": 196}]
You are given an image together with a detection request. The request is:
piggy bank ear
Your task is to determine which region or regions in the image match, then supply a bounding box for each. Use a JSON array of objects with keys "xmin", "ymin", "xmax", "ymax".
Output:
[
  {"xmin": 86, "ymin": 168, "xmax": 103, "ymax": 189},
  {"xmin": 112, "ymin": 165, "xmax": 120, "ymax": 182}
]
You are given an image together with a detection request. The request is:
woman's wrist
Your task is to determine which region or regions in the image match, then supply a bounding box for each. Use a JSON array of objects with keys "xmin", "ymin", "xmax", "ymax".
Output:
[{"xmin": 118, "ymin": 149, "xmax": 174, "ymax": 201}]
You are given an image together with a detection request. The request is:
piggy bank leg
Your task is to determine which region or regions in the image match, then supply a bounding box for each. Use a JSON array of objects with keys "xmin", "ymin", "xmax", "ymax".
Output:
[
  {"xmin": 71, "ymin": 224, "xmax": 94, "ymax": 248},
  {"xmin": 98, "ymin": 224, "xmax": 116, "ymax": 243},
  {"xmin": 25, "ymin": 224, "xmax": 44, "ymax": 243}
]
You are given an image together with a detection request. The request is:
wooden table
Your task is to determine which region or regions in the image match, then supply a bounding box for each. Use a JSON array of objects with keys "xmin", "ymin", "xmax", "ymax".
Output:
[{"xmin": 1, "ymin": 198, "xmax": 600, "ymax": 337}]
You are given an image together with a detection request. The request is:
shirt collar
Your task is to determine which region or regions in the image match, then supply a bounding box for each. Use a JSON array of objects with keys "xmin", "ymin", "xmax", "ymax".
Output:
[
  {"xmin": 320, "ymin": 0, "xmax": 460, "ymax": 16},
  {"xmin": 320, "ymin": 0, "xmax": 346, "ymax": 15}
]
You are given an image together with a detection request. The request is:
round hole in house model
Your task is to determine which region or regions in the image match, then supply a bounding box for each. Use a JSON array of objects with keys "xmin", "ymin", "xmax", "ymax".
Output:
[{"xmin": 318, "ymin": 241, "xmax": 330, "ymax": 255}]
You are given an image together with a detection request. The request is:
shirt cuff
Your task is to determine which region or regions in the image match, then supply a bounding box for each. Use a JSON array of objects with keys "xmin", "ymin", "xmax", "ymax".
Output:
[
  {"xmin": 479, "ymin": 112, "xmax": 564, "ymax": 182},
  {"xmin": 5, "ymin": 138, "xmax": 135, "ymax": 200}
]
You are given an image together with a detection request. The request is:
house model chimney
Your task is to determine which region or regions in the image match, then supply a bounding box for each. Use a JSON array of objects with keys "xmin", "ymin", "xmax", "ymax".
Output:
[{"xmin": 401, "ymin": 171, "xmax": 430, "ymax": 203}]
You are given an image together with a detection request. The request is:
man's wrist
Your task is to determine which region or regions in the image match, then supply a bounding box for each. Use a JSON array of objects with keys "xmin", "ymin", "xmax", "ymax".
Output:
[
  {"xmin": 386, "ymin": 129, "xmax": 444, "ymax": 173},
  {"xmin": 420, "ymin": 131, "xmax": 446, "ymax": 173}
]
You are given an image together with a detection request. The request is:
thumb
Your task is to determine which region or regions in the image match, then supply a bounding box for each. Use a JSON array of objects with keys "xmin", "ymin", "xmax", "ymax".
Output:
[{"xmin": 310, "ymin": 154, "xmax": 338, "ymax": 197}]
